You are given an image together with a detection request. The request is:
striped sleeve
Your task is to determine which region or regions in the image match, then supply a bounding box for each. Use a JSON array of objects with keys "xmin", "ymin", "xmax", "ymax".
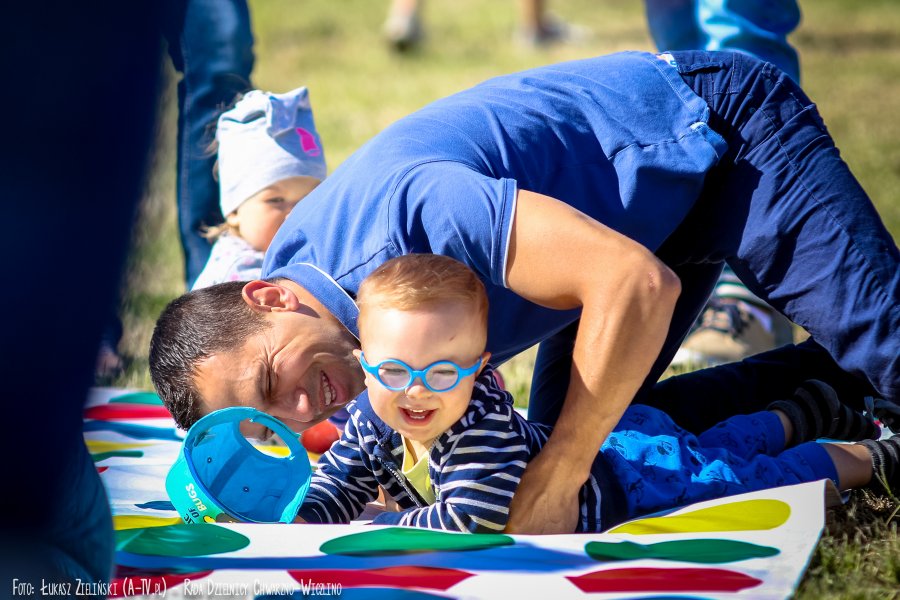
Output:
[
  {"xmin": 371, "ymin": 403, "xmax": 528, "ymax": 532},
  {"xmin": 296, "ymin": 416, "xmax": 380, "ymax": 523}
]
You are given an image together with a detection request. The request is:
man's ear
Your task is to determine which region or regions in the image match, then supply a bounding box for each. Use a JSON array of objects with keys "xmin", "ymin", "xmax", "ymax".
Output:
[{"xmin": 241, "ymin": 280, "xmax": 301, "ymax": 313}]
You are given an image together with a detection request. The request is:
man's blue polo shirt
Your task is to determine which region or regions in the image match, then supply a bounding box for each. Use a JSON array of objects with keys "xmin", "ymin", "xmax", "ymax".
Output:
[{"xmin": 263, "ymin": 51, "xmax": 727, "ymax": 364}]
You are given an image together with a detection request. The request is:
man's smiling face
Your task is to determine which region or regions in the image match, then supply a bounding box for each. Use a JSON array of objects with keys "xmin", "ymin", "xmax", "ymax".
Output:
[{"xmin": 193, "ymin": 300, "xmax": 365, "ymax": 433}]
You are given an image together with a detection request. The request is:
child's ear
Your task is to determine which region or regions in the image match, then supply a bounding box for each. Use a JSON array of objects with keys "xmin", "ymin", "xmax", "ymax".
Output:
[
  {"xmin": 242, "ymin": 280, "xmax": 301, "ymax": 313},
  {"xmin": 225, "ymin": 211, "xmax": 240, "ymax": 227},
  {"xmin": 352, "ymin": 349, "xmax": 362, "ymax": 362},
  {"xmin": 476, "ymin": 352, "xmax": 492, "ymax": 376}
]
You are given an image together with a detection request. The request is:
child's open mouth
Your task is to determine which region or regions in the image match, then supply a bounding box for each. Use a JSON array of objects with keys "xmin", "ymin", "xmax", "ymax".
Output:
[{"xmin": 400, "ymin": 408, "xmax": 436, "ymax": 425}]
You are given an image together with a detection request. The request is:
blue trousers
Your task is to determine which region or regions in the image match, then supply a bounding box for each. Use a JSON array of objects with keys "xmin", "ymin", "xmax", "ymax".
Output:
[
  {"xmin": 602, "ymin": 405, "xmax": 836, "ymax": 521},
  {"xmin": 530, "ymin": 51, "xmax": 900, "ymax": 431},
  {"xmin": 164, "ymin": 0, "xmax": 255, "ymax": 288},
  {"xmin": 645, "ymin": 0, "xmax": 801, "ymax": 82}
]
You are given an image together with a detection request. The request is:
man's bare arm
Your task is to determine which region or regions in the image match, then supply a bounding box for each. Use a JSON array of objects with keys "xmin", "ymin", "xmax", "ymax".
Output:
[{"xmin": 504, "ymin": 190, "xmax": 681, "ymax": 534}]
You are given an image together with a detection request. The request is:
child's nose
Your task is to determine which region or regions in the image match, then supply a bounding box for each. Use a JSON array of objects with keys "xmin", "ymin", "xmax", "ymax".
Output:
[{"xmin": 404, "ymin": 376, "xmax": 431, "ymax": 397}]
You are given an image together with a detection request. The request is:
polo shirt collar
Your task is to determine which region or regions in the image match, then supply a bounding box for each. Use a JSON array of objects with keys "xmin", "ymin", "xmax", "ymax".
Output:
[{"xmin": 268, "ymin": 263, "xmax": 360, "ymax": 340}]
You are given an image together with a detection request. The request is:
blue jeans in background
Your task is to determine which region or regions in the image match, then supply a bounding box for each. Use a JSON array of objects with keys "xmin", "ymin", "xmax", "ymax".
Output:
[
  {"xmin": 645, "ymin": 0, "xmax": 801, "ymax": 82},
  {"xmin": 164, "ymin": 0, "xmax": 255, "ymax": 288}
]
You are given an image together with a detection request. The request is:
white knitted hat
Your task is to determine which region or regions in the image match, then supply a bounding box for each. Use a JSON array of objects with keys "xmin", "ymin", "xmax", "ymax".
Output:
[{"xmin": 217, "ymin": 86, "xmax": 327, "ymax": 215}]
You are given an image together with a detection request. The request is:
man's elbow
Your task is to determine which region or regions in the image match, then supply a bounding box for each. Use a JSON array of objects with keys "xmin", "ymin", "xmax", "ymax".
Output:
[
  {"xmin": 628, "ymin": 251, "xmax": 680, "ymax": 313},
  {"xmin": 648, "ymin": 259, "xmax": 681, "ymax": 305}
]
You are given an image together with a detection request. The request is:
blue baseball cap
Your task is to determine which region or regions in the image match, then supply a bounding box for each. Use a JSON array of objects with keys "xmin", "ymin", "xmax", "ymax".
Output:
[{"xmin": 166, "ymin": 407, "xmax": 312, "ymax": 524}]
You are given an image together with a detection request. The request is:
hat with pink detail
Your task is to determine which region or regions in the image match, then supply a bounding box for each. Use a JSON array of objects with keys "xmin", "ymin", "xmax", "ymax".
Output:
[{"xmin": 217, "ymin": 86, "xmax": 327, "ymax": 215}]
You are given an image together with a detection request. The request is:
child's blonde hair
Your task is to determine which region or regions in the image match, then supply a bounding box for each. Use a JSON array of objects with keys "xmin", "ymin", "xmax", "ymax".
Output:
[{"xmin": 357, "ymin": 254, "xmax": 489, "ymax": 334}]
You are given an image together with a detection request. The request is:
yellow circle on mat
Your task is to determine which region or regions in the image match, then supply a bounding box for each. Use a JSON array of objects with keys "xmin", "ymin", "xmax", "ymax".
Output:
[
  {"xmin": 609, "ymin": 499, "xmax": 791, "ymax": 535},
  {"xmin": 86, "ymin": 440, "xmax": 151, "ymax": 453},
  {"xmin": 114, "ymin": 515, "xmax": 183, "ymax": 530}
]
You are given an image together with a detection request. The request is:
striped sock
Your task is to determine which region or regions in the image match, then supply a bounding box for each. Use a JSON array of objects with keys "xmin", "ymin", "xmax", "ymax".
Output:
[
  {"xmin": 769, "ymin": 380, "xmax": 878, "ymax": 445},
  {"xmin": 859, "ymin": 435, "xmax": 900, "ymax": 496}
]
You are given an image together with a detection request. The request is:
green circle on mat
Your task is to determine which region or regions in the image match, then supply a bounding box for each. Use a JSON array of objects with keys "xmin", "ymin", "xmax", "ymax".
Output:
[
  {"xmin": 585, "ymin": 539, "xmax": 779, "ymax": 564},
  {"xmin": 116, "ymin": 523, "xmax": 250, "ymax": 557},
  {"xmin": 110, "ymin": 392, "xmax": 164, "ymax": 405},
  {"xmin": 321, "ymin": 527, "xmax": 514, "ymax": 556},
  {"xmin": 91, "ymin": 450, "xmax": 144, "ymax": 463}
]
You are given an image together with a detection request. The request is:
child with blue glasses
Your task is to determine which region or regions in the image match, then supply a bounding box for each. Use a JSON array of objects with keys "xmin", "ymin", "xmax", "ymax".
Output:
[{"xmin": 296, "ymin": 254, "xmax": 899, "ymax": 532}]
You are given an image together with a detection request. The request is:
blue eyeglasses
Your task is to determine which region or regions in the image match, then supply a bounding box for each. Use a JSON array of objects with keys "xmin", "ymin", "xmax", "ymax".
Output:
[{"xmin": 359, "ymin": 353, "xmax": 483, "ymax": 393}]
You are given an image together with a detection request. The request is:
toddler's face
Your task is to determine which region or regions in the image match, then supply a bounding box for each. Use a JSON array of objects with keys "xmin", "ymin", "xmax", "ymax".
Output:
[
  {"xmin": 355, "ymin": 303, "xmax": 487, "ymax": 449},
  {"xmin": 229, "ymin": 176, "xmax": 320, "ymax": 251}
]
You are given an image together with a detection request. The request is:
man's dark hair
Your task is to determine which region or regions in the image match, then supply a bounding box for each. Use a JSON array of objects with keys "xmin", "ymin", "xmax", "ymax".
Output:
[{"xmin": 149, "ymin": 281, "xmax": 270, "ymax": 429}]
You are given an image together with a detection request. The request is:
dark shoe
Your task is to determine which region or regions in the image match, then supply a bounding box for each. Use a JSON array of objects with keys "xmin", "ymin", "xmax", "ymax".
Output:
[
  {"xmin": 769, "ymin": 380, "xmax": 879, "ymax": 445},
  {"xmin": 673, "ymin": 298, "xmax": 776, "ymax": 367}
]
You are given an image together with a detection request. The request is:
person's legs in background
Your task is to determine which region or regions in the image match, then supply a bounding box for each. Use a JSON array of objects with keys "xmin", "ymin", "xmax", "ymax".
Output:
[
  {"xmin": 165, "ymin": 0, "xmax": 255, "ymax": 289},
  {"xmin": 382, "ymin": 0, "xmax": 588, "ymax": 53},
  {"xmin": 0, "ymin": 1, "xmax": 162, "ymax": 587},
  {"xmin": 514, "ymin": 0, "xmax": 590, "ymax": 48},
  {"xmin": 645, "ymin": 0, "xmax": 800, "ymax": 82},
  {"xmin": 383, "ymin": 0, "xmax": 425, "ymax": 52}
]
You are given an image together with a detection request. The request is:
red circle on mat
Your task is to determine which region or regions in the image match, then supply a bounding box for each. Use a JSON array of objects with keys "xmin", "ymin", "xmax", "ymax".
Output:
[
  {"xmin": 288, "ymin": 566, "xmax": 473, "ymax": 591},
  {"xmin": 567, "ymin": 567, "xmax": 762, "ymax": 593},
  {"xmin": 84, "ymin": 404, "xmax": 172, "ymax": 420}
]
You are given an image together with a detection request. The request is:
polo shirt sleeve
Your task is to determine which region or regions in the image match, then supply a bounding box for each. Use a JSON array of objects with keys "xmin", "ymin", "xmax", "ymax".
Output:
[{"xmin": 389, "ymin": 161, "xmax": 518, "ymax": 288}]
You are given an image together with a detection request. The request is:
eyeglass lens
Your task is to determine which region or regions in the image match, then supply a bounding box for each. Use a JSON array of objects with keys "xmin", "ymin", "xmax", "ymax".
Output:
[{"xmin": 377, "ymin": 361, "xmax": 460, "ymax": 391}]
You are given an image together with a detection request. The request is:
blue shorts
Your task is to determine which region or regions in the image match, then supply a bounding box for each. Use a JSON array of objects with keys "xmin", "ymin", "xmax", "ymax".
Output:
[{"xmin": 600, "ymin": 405, "xmax": 837, "ymax": 521}]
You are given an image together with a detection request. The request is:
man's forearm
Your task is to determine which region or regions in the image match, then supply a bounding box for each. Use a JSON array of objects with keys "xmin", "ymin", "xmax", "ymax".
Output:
[{"xmin": 543, "ymin": 257, "xmax": 681, "ymax": 480}]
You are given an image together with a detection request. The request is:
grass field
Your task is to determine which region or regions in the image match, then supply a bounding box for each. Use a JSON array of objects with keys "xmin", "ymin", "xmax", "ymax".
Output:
[{"xmin": 117, "ymin": 1, "xmax": 900, "ymax": 595}]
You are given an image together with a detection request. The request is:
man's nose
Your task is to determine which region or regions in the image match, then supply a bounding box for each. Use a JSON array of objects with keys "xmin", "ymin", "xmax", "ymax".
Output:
[{"xmin": 269, "ymin": 386, "xmax": 319, "ymax": 421}]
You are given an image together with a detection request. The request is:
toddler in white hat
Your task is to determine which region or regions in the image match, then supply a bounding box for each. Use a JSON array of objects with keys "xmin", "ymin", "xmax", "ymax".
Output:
[{"xmin": 191, "ymin": 86, "xmax": 327, "ymax": 290}]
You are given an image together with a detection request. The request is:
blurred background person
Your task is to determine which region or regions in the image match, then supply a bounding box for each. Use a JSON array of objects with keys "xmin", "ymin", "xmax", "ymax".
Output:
[
  {"xmin": 383, "ymin": 0, "xmax": 590, "ymax": 52},
  {"xmin": 163, "ymin": 0, "xmax": 256, "ymax": 289}
]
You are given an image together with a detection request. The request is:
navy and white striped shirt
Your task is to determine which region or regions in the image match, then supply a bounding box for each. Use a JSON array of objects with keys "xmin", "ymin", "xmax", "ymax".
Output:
[{"xmin": 297, "ymin": 366, "xmax": 613, "ymax": 532}]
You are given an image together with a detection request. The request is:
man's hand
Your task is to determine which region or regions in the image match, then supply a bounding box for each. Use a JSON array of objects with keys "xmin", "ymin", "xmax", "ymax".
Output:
[{"xmin": 505, "ymin": 444, "xmax": 580, "ymax": 534}]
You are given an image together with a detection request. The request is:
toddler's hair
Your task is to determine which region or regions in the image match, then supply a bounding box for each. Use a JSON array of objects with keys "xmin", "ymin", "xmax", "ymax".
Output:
[
  {"xmin": 357, "ymin": 254, "xmax": 488, "ymax": 331},
  {"xmin": 201, "ymin": 220, "xmax": 238, "ymax": 242}
]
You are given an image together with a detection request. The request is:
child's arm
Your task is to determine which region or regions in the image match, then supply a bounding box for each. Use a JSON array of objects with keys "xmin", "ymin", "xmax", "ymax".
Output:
[
  {"xmin": 297, "ymin": 418, "xmax": 380, "ymax": 523},
  {"xmin": 372, "ymin": 407, "xmax": 530, "ymax": 532}
]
